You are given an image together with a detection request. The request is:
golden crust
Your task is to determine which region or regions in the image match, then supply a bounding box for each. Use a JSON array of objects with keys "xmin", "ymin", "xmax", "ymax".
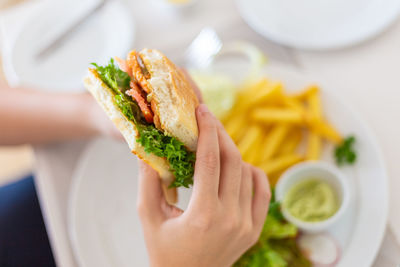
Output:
[
  {"xmin": 140, "ymin": 49, "xmax": 199, "ymax": 151},
  {"xmin": 164, "ymin": 54, "xmax": 200, "ymax": 134}
]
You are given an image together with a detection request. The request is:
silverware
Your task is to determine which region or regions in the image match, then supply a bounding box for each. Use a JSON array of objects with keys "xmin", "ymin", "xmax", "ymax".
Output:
[
  {"xmin": 35, "ymin": 0, "xmax": 108, "ymax": 60},
  {"xmin": 184, "ymin": 27, "xmax": 223, "ymax": 69}
]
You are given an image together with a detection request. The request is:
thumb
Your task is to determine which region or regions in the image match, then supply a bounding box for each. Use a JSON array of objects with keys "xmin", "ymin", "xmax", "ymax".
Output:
[{"xmin": 137, "ymin": 160, "xmax": 165, "ymax": 225}]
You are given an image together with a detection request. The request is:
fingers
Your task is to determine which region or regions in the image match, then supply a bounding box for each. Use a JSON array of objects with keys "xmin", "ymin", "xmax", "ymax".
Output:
[
  {"xmin": 137, "ymin": 161, "xmax": 165, "ymax": 225},
  {"xmin": 161, "ymin": 200, "xmax": 184, "ymax": 219},
  {"xmin": 239, "ymin": 163, "xmax": 253, "ymax": 217},
  {"xmin": 216, "ymin": 120, "xmax": 242, "ymax": 203},
  {"xmin": 192, "ymin": 104, "xmax": 220, "ymax": 202},
  {"xmin": 251, "ymin": 167, "xmax": 271, "ymax": 232}
]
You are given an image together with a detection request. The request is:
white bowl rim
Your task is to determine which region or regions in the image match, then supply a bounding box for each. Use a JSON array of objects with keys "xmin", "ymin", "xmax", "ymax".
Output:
[{"xmin": 275, "ymin": 161, "xmax": 351, "ymax": 232}]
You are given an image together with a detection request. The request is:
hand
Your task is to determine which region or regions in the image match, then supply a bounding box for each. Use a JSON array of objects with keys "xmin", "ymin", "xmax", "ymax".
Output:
[{"xmin": 137, "ymin": 104, "xmax": 271, "ymax": 267}]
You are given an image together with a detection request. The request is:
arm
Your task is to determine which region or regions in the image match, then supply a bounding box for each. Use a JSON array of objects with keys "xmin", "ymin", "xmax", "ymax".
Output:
[{"xmin": 0, "ymin": 84, "xmax": 119, "ymax": 145}]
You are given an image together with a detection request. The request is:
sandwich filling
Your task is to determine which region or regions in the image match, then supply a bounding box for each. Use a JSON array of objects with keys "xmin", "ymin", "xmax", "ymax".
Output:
[{"xmin": 91, "ymin": 54, "xmax": 195, "ymax": 188}]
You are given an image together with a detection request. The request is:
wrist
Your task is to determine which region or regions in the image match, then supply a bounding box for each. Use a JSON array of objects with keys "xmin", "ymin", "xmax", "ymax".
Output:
[
  {"xmin": 83, "ymin": 93, "xmax": 121, "ymax": 139},
  {"xmin": 74, "ymin": 93, "xmax": 102, "ymax": 137}
]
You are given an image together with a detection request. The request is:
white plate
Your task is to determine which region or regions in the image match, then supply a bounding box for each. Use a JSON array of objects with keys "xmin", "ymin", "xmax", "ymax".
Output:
[
  {"xmin": 68, "ymin": 138, "xmax": 147, "ymax": 267},
  {"xmin": 68, "ymin": 63, "xmax": 388, "ymax": 267},
  {"xmin": 5, "ymin": 0, "xmax": 134, "ymax": 92},
  {"xmin": 235, "ymin": 0, "xmax": 400, "ymax": 50},
  {"xmin": 68, "ymin": 138, "xmax": 193, "ymax": 267}
]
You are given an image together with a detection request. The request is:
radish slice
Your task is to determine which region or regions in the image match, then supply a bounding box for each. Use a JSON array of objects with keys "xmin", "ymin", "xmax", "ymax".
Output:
[{"xmin": 298, "ymin": 233, "xmax": 340, "ymax": 266}]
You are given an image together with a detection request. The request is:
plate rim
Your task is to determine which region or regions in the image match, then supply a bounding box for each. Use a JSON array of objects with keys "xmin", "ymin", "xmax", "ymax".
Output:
[
  {"xmin": 68, "ymin": 138, "xmax": 105, "ymax": 267},
  {"xmin": 235, "ymin": 0, "xmax": 400, "ymax": 50}
]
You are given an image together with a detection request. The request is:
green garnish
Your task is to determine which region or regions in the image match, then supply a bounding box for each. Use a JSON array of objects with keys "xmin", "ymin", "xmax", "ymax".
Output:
[
  {"xmin": 92, "ymin": 59, "xmax": 196, "ymax": 188},
  {"xmin": 335, "ymin": 136, "xmax": 357, "ymax": 166},
  {"xmin": 267, "ymin": 189, "xmax": 284, "ymax": 221},
  {"xmin": 234, "ymin": 193, "xmax": 311, "ymax": 267},
  {"xmin": 114, "ymin": 94, "xmax": 142, "ymax": 125},
  {"xmin": 136, "ymin": 126, "xmax": 195, "ymax": 188},
  {"xmin": 91, "ymin": 59, "xmax": 130, "ymax": 94}
]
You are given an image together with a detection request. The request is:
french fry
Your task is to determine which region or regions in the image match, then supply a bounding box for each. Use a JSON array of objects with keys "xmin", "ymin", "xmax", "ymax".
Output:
[
  {"xmin": 305, "ymin": 131, "xmax": 321, "ymax": 160},
  {"xmin": 268, "ymin": 171, "xmax": 284, "ymax": 187},
  {"xmin": 307, "ymin": 88, "xmax": 322, "ymax": 120},
  {"xmin": 239, "ymin": 78, "xmax": 269, "ymax": 99},
  {"xmin": 223, "ymin": 114, "xmax": 247, "ymax": 143},
  {"xmin": 278, "ymin": 129, "xmax": 302, "ymax": 155},
  {"xmin": 308, "ymin": 119, "xmax": 342, "ymax": 145},
  {"xmin": 245, "ymin": 145, "xmax": 263, "ymax": 165},
  {"xmin": 221, "ymin": 101, "xmax": 246, "ymax": 123},
  {"xmin": 304, "ymin": 88, "xmax": 323, "ymax": 160},
  {"xmin": 252, "ymin": 108, "xmax": 304, "ymax": 124},
  {"xmin": 245, "ymin": 127, "xmax": 269, "ymax": 165},
  {"xmin": 250, "ymin": 82, "xmax": 283, "ymax": 106},
  {"xmin": 222, "ymin": 81, "xmax": 262, "ymax": 123},
  {"xmin": 237, "ymin": 80, "xmax": 283, "ymax": 110},
  {"xmin": 293, "ymin": 84, "xmax": 319, "ymax": 101},
  {"xmin": 282, "ymin": 96, "xmax": 306, "ymax": 114},
  {"xmin": 230, "ymin": 81, "xmax": 265, "ymax": 118},
  {"xmin": 221, "ymin": 75, "xmax": 341, "ymax": 187},
  {"xmin": 237, "ymin": 124, "xmax": 265, "ymax": 160},
  {"xmin": 260, "ymin": 124, "xmax": 290, "ymax": 162},
  {"xmin": 260, "ymin": 154, "xmax": 303, "ymax": 175}
]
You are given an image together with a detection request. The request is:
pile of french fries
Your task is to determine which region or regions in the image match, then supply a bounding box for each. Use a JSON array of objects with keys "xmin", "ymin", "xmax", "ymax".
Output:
[{"xmin": 221, "ymin": 78, "xmax": 343, "ymax": 186}]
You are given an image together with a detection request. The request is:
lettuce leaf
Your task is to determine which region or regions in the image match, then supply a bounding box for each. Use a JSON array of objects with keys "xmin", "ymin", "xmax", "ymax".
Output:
[
  {"xmin": 268, "ymin": 239, "xmax": 311, "ymax": 267},
  {"xmin": 92, "ymin": 59, "xmax": 195, "ymax": 188},
  {"xmin": 234, "ymin": 198, "xmax": 310, "ymax": 267},
  {"xmin": 137, "ymin": 126, "xmax": 195, "ymax": 188},
  {"xmin": 264, "ymin": 250, "xmax": 287, "ymax": 267},
  {"xmin": 114, "ymin": 94, "xmax": 143, "ymax": 125},
  {"xmin": 260, "ymin": 214, "xmax": 297, "ymax": 241},
  {"xmin": 91, "ymin": 59, "xmax": 130, "ymax": 94}
]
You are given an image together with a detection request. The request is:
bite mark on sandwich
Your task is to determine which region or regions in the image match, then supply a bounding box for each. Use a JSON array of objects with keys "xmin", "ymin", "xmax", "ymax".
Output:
[{"xmin": 88, "ymin": 49, "xmax": 198, "ymax": 188}]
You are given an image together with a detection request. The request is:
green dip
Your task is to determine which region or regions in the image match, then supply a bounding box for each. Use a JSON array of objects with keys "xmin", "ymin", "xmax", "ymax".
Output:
[{"xmin": 283, "ymin": 179, "xmax": 339, "ymax": 222}]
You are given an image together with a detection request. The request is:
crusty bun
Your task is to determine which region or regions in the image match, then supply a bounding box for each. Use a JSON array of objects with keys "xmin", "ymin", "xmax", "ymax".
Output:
[
  {"xmin": 84, "ymin": 69, "xmax": 177, "ymax": 203},
  {"xmin": 84, "ymin": 49, "xmax": 199, "ymax": 204},
  {"xmin": 139, "ymin": 49, "xmax": 199, "ymax": 151}
]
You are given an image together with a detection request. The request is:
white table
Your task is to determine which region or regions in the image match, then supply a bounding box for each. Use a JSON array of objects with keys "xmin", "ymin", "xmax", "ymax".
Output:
[{"xmin": 27, "ymin": 0, "xmax": 400, "ymax": 266}]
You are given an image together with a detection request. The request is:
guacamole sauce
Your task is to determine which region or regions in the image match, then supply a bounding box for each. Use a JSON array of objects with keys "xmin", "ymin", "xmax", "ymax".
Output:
[{"xmin": 283, "ymin": 179, "xmax": 339, "ymax": 222}]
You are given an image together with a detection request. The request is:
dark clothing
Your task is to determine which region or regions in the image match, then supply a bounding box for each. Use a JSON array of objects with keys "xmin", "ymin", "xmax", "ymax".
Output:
[{"xmin": 0, "ymin": 176, "xmax": 56, "ymax": 267}]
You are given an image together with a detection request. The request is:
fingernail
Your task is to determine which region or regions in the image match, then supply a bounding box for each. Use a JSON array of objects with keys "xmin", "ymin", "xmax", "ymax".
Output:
[{"xmin": 197, "ymin": 104, "xmax": 209, "ymax": 116}]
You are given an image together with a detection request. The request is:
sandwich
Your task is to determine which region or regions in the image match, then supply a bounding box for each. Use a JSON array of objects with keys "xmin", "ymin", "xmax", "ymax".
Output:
[{"xmin": 84, "ymin": 49, "xmax": 199, "ymax": 203}]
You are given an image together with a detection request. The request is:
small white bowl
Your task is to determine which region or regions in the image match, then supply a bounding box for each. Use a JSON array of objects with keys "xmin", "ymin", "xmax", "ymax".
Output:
[{"xmin": 275, "ymin": 161, "xmax": 350, "ymax": 233}]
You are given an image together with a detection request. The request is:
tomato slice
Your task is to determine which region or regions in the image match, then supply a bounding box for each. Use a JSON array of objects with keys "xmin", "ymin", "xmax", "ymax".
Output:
[
  {"xmin": 126, "ymin": 81, "xmax": 154, "ymax": 123},
  {"xmin": 115, "ymin": 56, "xmax": 132, "ymax": 77},
  {"xmin": 127, "ymin": 51, "xmax": 152, "ymax": 94}
]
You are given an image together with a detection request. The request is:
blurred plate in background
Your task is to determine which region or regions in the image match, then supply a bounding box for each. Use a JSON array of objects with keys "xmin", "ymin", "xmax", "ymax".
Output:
[
  {"xmin": 5, "ymin": 0, "xmax": 134, "ymax": 92},
  {"xmin": 236, "ymin": 0, "xmax": 400, "ymax": 50},
  {"xmin": 68, "ymin": 138, "xmax": 147, "ymax": 267},
  {"xmin": 68, "ymin": 138, "xmax": 192, "ymax": 267}
]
